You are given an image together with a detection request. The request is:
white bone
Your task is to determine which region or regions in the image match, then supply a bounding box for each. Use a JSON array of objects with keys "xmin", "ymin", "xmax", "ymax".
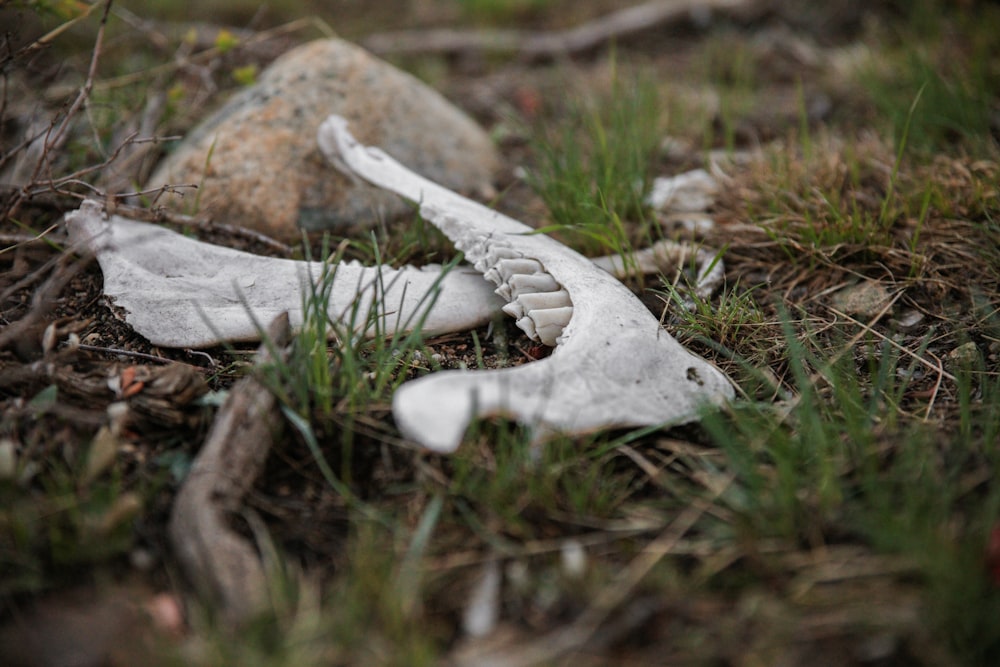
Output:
[
  {"xmin": 63, "ymin": 201, "xmax": 503, "ymax": 348},
  {"xmin": 492, "ymin": 257, "xmax": 545, "ymax": 283},
  {"xmin": 527, "ymin": 306, "xmax": 574, "ymax": 346},
  {"xmin": 319, "ymin": 115, "xmax": 734, "ymax": 452},
  {"xmin": 592, "ymin": 239, "xmax": 724, "ymax": 303},
  {"xmin": 645, "ymin": 168, "xmax": 719, "ymax": 212},
  {"xmin": 501, "ymin": 302, "xmax": 525, "ymax": 319}
]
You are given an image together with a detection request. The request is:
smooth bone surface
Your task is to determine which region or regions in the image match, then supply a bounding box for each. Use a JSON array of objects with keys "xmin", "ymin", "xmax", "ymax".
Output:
[
  {"xmin": 64, "ymin": 201, "xmax": 502, "ymax": 348},
  {"xmin": 319, "ymin": 115, "xmax": 734, "ymax": 452}
]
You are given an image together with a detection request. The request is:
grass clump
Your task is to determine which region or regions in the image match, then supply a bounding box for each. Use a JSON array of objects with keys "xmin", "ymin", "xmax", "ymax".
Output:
[
  {"xmin": 258, "ymin": 234, "xmax": 449, "ymax": 488},
  {"xmin": 863, "ymin": 0, "xmax": 1000, "ymax": 155},
  {"xmin": 698, "ymin": 317, "xmax": 1000, "ymax": 663},
  {"xmin": 527, "ymin": 69, "xmax": 661, "ymax": 259}
]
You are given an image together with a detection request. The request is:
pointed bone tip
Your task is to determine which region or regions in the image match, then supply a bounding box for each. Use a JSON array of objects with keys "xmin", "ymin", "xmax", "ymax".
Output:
[
  {"xmin": 65, "ymin": 199, "xmax": 105, "ymax": 223},
  {"xmin": 318, "ymin": 113, "xmax": 349, "ymax": 137},
  {"xmin": 317, "ymin": 115, "xmax": 350, "ymax": 160},
  {"xmin": 64, "ymin": 199, "xmax": 110, "ymax": 246}
]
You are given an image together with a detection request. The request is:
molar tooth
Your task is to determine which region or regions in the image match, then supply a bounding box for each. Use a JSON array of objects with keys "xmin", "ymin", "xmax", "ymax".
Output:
[
  {"xmin": 496, "ymin": 258, "xmax": 543, "ymax": 282},
  {"xmin": 502, "ymin": 302, "xmax": 524, "ymax": 319},
  {"xmin": 515, "ymin": 316, "xmax": 538, "ymax": 340},
  {"xmin": 486, "ymin": 246, "xmax": 521, "ymax": 263},
  {"xmin": 516, "ymin": 289, "xmax": 571, "ymax": 313},
  {"xmin": 495, "ymin": 284, "xmax": 512, "ymax": 301},
  {"xmin": 527, "ymin": 306, "xmax": 574, "ymax": 347},
  {"xmin": 508, "ymin": 273, "xmax": 560, "ymax": 297},
  {"xmin": 483, "ymin": 267, "xmax": 503, "ymax": 285},
  {"xmin": 535, "ymin": 323, "xmax": 565, "ymax": 347}
]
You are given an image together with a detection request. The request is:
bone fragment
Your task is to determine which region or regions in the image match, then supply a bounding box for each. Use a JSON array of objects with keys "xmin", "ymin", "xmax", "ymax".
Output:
[
  {"xmin": 645, "ymin": 168, "xmax": 719, "ymax": 212},
  {"xmin": 591, "ymin": 239, "xmax": 724, "ymax": 302},
  {"xmin": 319, "ymin": 115, "xmax": 734, "ymax": 452},
  {"xmin": 64, "ymin": 201, "xmax": 502, "ymax": 348}
]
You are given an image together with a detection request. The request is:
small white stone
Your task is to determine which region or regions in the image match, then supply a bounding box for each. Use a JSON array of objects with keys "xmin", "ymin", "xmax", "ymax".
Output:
[
  {"xmin": 462, "ymin": 559, "xmax": 501, "ymax": 638},
  {"xmin": 560, "ymin": 539, "xmax": 587, "ymax": 579}
]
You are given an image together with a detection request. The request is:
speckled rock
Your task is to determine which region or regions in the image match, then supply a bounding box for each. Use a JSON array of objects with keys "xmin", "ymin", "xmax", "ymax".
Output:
[{"xmin": 145, "ymin": 38, "xmax": 499, "ymax": 240}]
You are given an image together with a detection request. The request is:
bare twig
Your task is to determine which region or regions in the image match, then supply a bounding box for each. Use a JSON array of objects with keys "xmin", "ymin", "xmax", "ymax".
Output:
[
  {"xmin": 76, "ymin": 344, "xmax": 173, "ymax": 364},
  {"xmin": 0, "ymin": 223, "xmax": 60, "ymax": 256},
  {"xmin": 46, "ymin": 16, "xmax": 335, "ymax": 99},
  {"xmin": 33, "ymin": 1, "xmax": 113, "ymax": 182},
  {"xmin": 99, "ymin": 92, "xmax": 169, "ymax": 196},
  {"xmin": 451, "ymin": 491, "xmax": 724, "ymax": 667},
  {"xmin": 827, "ymin": 305, "xmax": 956, "ymax": 384},
  {"xmin": 0, "ymin": 1, "xmax": 105, "ymax": 73},
  {"xmin": 106, "ymin": 201, "xmax": 296, "ymax": 256},
  {"xmin": 363, "ymin": 0, "xmax": 762, "ymax": 61},
  {"xmin": 4, "ymin": 1, "xmax": 113, "ymax": 223}
]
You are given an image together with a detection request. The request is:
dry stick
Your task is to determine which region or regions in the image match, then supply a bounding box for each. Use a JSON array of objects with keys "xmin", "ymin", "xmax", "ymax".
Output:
[
  {"xmin": 37, "ymin": 1, "xmax": 112, "ymax": 177},
  {"xmin": 106, "ymin": 201, "xmax": 295, "ymax": 256},
  {"xmin": 5, "ymin": 1, "xmax": 112, "ymax": 224},
  {"xmin": 0, "ymin": 250, "xmax": 88, "ymax": 354},
  {"xmin": 827, "ymin": 304, "xmax": 954, "ymax": 420},
  {"xmin": 363, "ymin": 0, "xmax": 761, "ymax": 60},
  {"xmin": 76, "ymin": 344, "xmax": 175, "ymax": 365},
  {"xmin": 99, "ymin": 92, "xmax": 169, "ymax": 197},
  {"xmin": 827, "ymin": 304, "xmax": 955, "ymax": 384},
  {"xmin": 755, "ymin": 291, "xmax": 913, "ymax": 431},
  {"xmin": 169, "ymin": 313, "xmax": 292, "ymax": 626},
  {"xmin": 0, "ymin": 223, "xmax": 59, "ymax": 257},
  {"xmin": 0, "ymin": 0, "xmax": 103, "ymax": 71}
]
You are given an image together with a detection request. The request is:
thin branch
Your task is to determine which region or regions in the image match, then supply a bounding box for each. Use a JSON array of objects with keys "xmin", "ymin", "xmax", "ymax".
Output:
[
  {"xmin": 5, "ymin": 1, "xmax": 113, "ymax": 223},
  {"xmin": 76, "ymin": 344, "xmax": 174, "ymax": 364},
  {"xmin": 35, "ymin": 1, "xmax": 113, "ymax": 178},
  {"xmin": 0, "ymin": 1, "xmax": 105, "ymax": 74},
  {"xmin": 827, "ymin": 305, "xmax": 956, "ymax": 384},
  {"xmin": 363, "ymin": 0, "xmax": 762, "ymax": 61},
  {"xmin": 106, "ymin": 201, "xmax": 296, "ymax": 256},
  {"xmin": 0, "ymin": 223, "xmax": 60, "ymax": 257}
]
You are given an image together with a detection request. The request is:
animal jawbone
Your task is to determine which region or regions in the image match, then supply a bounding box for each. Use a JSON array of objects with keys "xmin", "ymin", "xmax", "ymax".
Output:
[{"xmin": 318, "ymin": 114, "xmax": 735, "ymax": 453}]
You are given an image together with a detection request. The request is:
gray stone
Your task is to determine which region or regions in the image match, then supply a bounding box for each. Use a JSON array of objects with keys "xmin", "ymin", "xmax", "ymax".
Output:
[
  {"xmin": 145, "ymin": 38, "xmax": 499, "ymax": 240},
  {"xmin": 830, "ymin": 280, "xmax": 893, "ymax": 320},
  {"xmin": 947, "ymin": 341, "xmax": 981, "ymax": 370}
]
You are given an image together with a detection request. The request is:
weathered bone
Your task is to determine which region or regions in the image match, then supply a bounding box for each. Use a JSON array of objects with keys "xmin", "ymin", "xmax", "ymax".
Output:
[
  {"xmin": 319, "ymin": 115, "xmax": 734, "ymax": 452},
  {"xmin": 64, "ymin": 205, "xmax": 721, "ymax": 350},
  {"xmin": 64, "ymin": 201, "xmax": 502, "ymax": 348}
]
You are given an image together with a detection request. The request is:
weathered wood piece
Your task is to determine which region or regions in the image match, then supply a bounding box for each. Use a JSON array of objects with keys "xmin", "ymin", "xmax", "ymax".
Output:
[{"xmin": 168, "ymin": 314, "xmax": 290, "ymax": 625}]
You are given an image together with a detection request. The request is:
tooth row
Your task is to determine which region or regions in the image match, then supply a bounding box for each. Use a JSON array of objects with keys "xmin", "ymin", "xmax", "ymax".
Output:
[{"xmin": 474, "ymin": 240, "xmax": 573, "ymax": 347}]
